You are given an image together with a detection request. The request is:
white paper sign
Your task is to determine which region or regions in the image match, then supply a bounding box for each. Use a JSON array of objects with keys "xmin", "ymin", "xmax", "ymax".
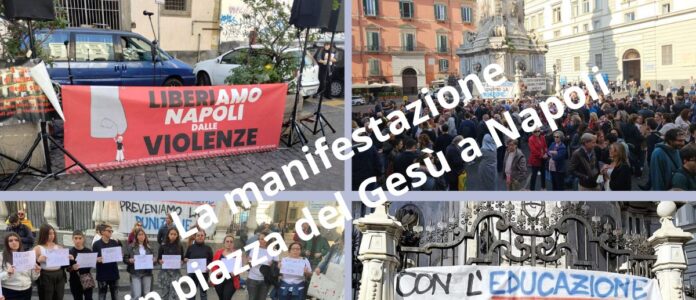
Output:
[
  {"xmin": 101, "ymin": 247, "xmax": 123, "ymax": 263},
  {"xmin": 76, "ymin": 253, "xmax": 98, "ymax": 269},
  {"xmin": 280, "ymin": 258, "xmax": 307, "ymax": 276},
  {"xmin": 12, "ymin": 251, "xmax": 36, "ymax": 272},
  {"xmin": 308, "ymin": 262, "xmax": 344, "ymax": 299},
  {"xmin": 135, "ymin": 254, "xmax": 154, "ymax": 270},
  {"xmin": 45, "ymin": 248, "xmax": 70, "ymax": 268},
  {"xmin": 222, "ymin": 256, "xmax": 237, "ymax": 274},
  {"xmin": 162, "ymin": 255, "xmax": 182, "ymax": 269},
  {"xmin": 187, "ymin": 258, "xmax": 208, "ymax": 273}
]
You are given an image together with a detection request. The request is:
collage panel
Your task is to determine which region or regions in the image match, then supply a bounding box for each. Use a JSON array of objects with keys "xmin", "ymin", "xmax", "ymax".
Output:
[
  {"xmin": 0, "ymin": 200, "xmax": 345, "ymax": 300},
  {"xmin": 351, "ymin": 200, "xmax": 696, "ymax": 300},
  {"xmin": 350, "ymin": 0, "xmax": 696, "ymax": 192},
  {"xmin": 0, "ymin": 0, "xmax": 346, "ymax": 192}
]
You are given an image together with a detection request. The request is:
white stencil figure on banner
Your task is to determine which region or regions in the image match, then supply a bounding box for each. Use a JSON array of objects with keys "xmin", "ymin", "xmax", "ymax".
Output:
[
  {"xmin": 90, "ymin": 86, "xmax": 127, "ymax": 139},
  {"xmin": 115, "ymin": 135, "xmax": 125, "ymax": 162}
]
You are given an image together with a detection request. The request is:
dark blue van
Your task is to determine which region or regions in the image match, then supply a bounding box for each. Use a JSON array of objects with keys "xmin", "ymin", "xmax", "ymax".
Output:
[{"xmin": 36, "ymin": 27, "xmax": 195, "ymax": 86}]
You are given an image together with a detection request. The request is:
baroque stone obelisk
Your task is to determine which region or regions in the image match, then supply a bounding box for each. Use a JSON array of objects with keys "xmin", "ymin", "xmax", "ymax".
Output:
[{"xmin": 457, "ymin": 0, "xmax": 547, "ymax": 84}]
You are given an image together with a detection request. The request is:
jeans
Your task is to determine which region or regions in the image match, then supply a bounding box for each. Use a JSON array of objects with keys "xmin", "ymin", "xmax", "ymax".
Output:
[
  {"xmin": 98, "ymin": 280, "xmax": 118, "ymax": 300},
  {"xmin": 278, "ymin": 281, "xmax": 305, "ymax": 300},
  {"xmin": 131, "ymin": 275, "xmax": 153, "ymax": 299},
  {"xmin": 529, "ymin": 165, "xmax": 546, "ymax": 190},
  {"xmin": 214, "ymin": 277, "xmax": 237, "ymax": 300},
  {"xmin": 247, "ymin": 279, "xmax": 270, "ymax": 300}
]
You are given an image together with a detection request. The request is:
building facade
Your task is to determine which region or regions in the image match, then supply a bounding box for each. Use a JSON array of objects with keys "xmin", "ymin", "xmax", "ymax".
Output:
[
  {"xmin": 58, "ymin": 0, "xmax": 221, "ymax": 64},
  {"xmin": 524, "ymin": 0, "xmax": 696, "ymax": 90},
  {"xmin": 352, "ymin": 0, "xmax": 477, "ymax": 94}
]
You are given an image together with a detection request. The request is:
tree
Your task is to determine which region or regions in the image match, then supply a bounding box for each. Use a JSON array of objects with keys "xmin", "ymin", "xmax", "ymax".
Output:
[{"xmin": 0, "ymin": 1, "xmax": 68, "ymax": 63}]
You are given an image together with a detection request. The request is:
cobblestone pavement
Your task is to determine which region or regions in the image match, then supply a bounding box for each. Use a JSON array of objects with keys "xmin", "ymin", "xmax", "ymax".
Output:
[{"xmin": 7, "ymin": 98, "xmax": 345, "ymax": 191}]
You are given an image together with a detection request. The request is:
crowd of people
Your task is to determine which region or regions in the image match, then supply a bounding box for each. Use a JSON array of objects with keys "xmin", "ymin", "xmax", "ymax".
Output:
[
  {"xmin": 352, "ymin": 83, "xmax": 696, "ymax": 191},
  {"xmin": 1, "ymin": 211, "xmax": 343, "ymax": 300}
]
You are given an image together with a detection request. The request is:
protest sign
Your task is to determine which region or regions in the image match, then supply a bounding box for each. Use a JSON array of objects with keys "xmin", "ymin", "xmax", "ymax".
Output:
[
  {"xmin": 162, "ymin": 255, "xmax": 182, "ymax": 269},
  {"xmin": 101, "ymin": 247, "xmax": 123, "ymax": 263},
  {"xmin": 62, "ymin": 84, "xmax": 287, "ymax": 172},
  {"xmin": 12, "ymin": 251, "xmax": 36, "ymax": 272},
  {"xmin": 76, "ymin": 252, "xmax": 98, "ymax": 269},
  {"xmin": 222, "ymin": 256, "xmax": 237, "ymax": 274},
  {"xmin": 308, "ymin": 262, "xmax": 344, "ymax": 300},
  {"xmin": 0, "ymin": 64, "xmax": 60, "ymax": 125},
  {"xmin": 521, "ymin": 77, "xmax": 547, "ymax": 92},
  {"xmin": 118, "ymin": 201, "xmax": 215, "ymax": 235},
  {"xmin": 280, "ymin": 257, "xmax": 308, "ymax": 276},
  {"xmin": 187, "ymin": 258, "xmax": 208, "ymax": 273},
  {"xmin": 135, "ymin": 254, "xmax": 154, "ymax": 270},
  {"xmin": 395, "ymin": 265, "xmax": 661, "ymax": 300},
  {"xmin": 45, "ymin": 248, "xmax": 70, "ymax": 268},
  {"xmin": 481, "ymin": 81, "xmax": 514, "ymax": 99}
]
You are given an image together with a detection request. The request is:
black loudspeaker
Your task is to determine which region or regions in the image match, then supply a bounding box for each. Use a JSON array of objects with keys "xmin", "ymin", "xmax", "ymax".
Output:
[
  {"xmin": 324, "ymin": 0, "xmax": 344, "ymax": 33},
  {"xmin": 290, "ymin": 0, "xmax": 332, "ymax": 29},
  {"xmin": 3, "ymin": 0, "xmax": 56, "ymax": 20}
]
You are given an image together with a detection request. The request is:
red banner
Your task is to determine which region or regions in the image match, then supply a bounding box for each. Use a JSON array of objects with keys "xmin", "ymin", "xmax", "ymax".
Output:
[{"xmin": 62, "ymin": 84, "xmax": 287, "ymax": 172}]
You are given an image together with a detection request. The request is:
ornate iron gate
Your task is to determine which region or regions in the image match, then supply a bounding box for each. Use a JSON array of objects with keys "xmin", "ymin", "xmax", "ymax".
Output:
[
  {"xmin": 398, "ymin": 202, "xmax": 656, "ymax": 276},
  {"xmin": 58, "ymin": 0, "xmax": 122, "ymax": 30}
]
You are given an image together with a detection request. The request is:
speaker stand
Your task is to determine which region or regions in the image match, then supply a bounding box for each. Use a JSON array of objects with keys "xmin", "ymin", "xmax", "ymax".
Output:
[
  {"xmin": 284, "ymin": 28, "xmax": 311, "ymax": 147},
  {"xmin": 311, "ymin": 31, "xmax": 337, "ymax": 136}
]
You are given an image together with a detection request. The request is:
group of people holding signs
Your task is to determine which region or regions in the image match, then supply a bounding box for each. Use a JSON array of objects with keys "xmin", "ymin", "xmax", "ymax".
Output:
[{"xmin": 1, "ymin": 213, "xmax": 340, "ymax": 300}]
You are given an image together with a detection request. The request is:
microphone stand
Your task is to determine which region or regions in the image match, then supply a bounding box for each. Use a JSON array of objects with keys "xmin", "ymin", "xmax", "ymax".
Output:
[
  {"xmin": 145, "ymin": 11, "xmax": 159, "ymax": 86},
  {"xmin": 64, "ymin": 40, "xmax": 74, "ymax": 85}
]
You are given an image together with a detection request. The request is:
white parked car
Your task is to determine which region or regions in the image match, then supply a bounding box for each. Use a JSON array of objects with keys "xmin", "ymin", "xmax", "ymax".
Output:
[
  {"xmin": 193, "ymin": 45, "xmax": 320, "ymax": 97},
  {"xmin": 352, "ymin": 95, "xmax": 366, "ymax": 106}
]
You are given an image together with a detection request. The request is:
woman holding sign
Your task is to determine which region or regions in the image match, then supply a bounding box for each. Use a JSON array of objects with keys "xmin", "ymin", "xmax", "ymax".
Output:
[
  {"xmin": 124, "ymin": 228, "xmax": 155, "ymax": 298},
  {"xmin": 157, "ymin": 228, "xmax": 184, "ymax": 300},
  {"xmin": 0, "ymin": 233, "xmax": 41, "ymax": 300},
  {"xmin": 33, "ymin": 224, "xmax": 68, "ymax": 300},
  {"xmin": 211, "ymin": 235, "xmax": 242, "ymax": 300},
  {"xmin": 278, "ymin": 242, "xmax": 312, "ymax": 300}
]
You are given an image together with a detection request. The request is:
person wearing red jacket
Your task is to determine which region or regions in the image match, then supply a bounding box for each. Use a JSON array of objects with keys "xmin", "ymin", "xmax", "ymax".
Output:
[
  {"xmin": 528, "ymin": 127, "xmax": 548, "ymax": 190},
  {"xmin": 211, "ymin": 235, "xmax": 242, "ymax": 300}
]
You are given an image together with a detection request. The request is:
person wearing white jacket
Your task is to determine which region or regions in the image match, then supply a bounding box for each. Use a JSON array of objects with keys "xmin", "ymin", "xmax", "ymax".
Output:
[{"xmin": 1, "ymin": 232, "xmax": 41, "ymax": 300}]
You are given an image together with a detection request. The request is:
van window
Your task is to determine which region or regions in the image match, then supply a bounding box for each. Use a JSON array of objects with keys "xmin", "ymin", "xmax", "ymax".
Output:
[
  {"xmin": 75, "ymin": 34, "xmax": 115, "ymax": 62},
  {"xmin": 37, "ymin": 31, "xmax": 69, "ymax": 61}
]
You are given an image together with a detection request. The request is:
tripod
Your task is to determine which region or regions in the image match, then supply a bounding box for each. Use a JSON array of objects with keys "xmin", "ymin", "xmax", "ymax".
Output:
[
  {"xmin": 284, "ymin": 28, "xmax": 310, "ymax": 147},
  {"xmin": 1, "ymin": 20, "xmax": 105, "ymax": 190},
  {"xmin": 308, "ymin": 31, "xmax": 338, "ymax": 137}
]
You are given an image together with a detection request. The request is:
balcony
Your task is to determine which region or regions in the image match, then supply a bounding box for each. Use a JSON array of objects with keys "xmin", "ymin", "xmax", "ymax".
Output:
[
  {"xmin": 387, "ymin": 46, "xmax": 427, "ymax": 55},
  {"xmin": 353, "ymin": 45, "xmax": 385, "ymax": 54},
  {"xmin": 436, "ymin": 47, "xmax": 450, "ymax": 54}
]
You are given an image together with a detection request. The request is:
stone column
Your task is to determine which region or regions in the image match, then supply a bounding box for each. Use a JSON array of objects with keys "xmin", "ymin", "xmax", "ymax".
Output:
[
  {"xmin": 513, "ymin": 69, "xmax": 522, "ymax": 98},
  {"xmin": 555, "ymin": 70, "xmax": 561, "ymax": 96},
  {"xmin": 0, "ymin": 201, "xmax": 8, "ymax": 230},
  {"xmin": 214, "ymin": 201, "xmax": 232, "ymax": 243},
  {"xmin": 102, "ymin": 201, "xmax": 122, "ymax": 239},
  {"xmin": 355, "ymin": 203, "xmax": 404, "ymax": 300},
  {"xmin": 44, "ymin": 201, "xmax": 58, "ymax": 229},
  {"xmin": 649, "ymin": 201, "xmax": 692, "ymax": 300}
]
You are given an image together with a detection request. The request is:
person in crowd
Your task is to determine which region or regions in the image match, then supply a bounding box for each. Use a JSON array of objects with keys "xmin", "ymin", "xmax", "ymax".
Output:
[
  {"xmin": 393, "ymin": 139, "xmax": 419, "ymax": 188},
  {"xmin": 184, "ymin": 230, "xmax": 213, "ymax": 300},
  {"xmin": 212, "ymin": 235, "xmax": 242, "ymax": 300},
  {"xmin": 646, "ymin": 118, "xmax": 663, "ymax": 165},
  {"xmin": 478, "ymin": 133, "xmax": 498, "ymax": 191},
  {"xmin": 128, "ymin": 222, "xmax": 143, "ymax": 245},
  {"xmin": 503, "ymin": 139, "xmax": 528, "ymax": 191},
  {"xmin": 314, "ymin": 43, "xmax": 336, "ymax": 99},
  {"xmin": 92, "ymin": 224, "xmax": 105, "ymax": 247},
  {"xmin": 4, "ymin": 210, "xmax": 33, "ymax": 232},
  {"xmin": 569, "ymin": 133, "xmax": 600, "ymax": 191},
  {"xmin": 445, "ymin": 136, "xmax": 466, "ymax": 191},
  {"xmin": 68, "ymin": 230, "xmax": 94, "ymax": 300},
  {"xmin": 689, "ymin": 124, "xmax": 696, "ymax": 146},
  {"xmin": 548, "ymin": 131, "xmax": 568, "ymax": 191},
  {"xmin": 92, "ymin": 224, "xmax": 121, "ymax": 300},
  {"xmin": 247, "ymin": 232, "xmax": 279, "ymax": 300},
  {"xmin": 157, "ymin": 228, "xmax": 184, "ymax": 300},
  {"xmin": 5, "ymin": 214, "xmax": 33, "ymax": 251},
  {"xmin": 434, "ymin": 124, "xmax": 453, "ymax": 153},
  {"xmin": 303, "ymin": 230, "xmax": 330, "ymax": 270},
  {"xmin": 124, "ymin": 228, "xmax": 155, "ymax": 298},
  {"xmin": 528, "ymin": 127, "xmax": 548, "ymax": 191},
  {"xmin": 278, "ymin": 242, "xmax": 312, "ymax": 300},
  {"xmin": 0, "ymin": 232, "xmax": 41, "ymax": 299},
  {"xmin": 157, "ymin": 215, "xmax": 175, "ymax": 245},
  {"xmin": 602, "ymin": 142, "xmax": 633, "ymax": 190},
  {"xmin": 672, "ymin": 143, "xmax": 696, "ymax": 190},
  {"xmin": 676, "ymin": 108, "xmax": 692, "ymax": 134},
  {"xmin": 33, "ymin": 224, "xmax": 67, "ymax": 300},
  {"xmin": 650, "ymin": 128, "xmax": 686, "ymax": 190}
]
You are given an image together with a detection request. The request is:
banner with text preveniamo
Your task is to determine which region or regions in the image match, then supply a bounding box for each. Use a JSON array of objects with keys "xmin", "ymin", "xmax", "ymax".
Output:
[
  {"xmin": 62, "ymin": 84, "xmax": 287, "ymax": 172},
  {"xmin": 118, "ymin": 201, "xmax": 215, "ymax": 235},
  {"xmin": 395, "ymin": 266, "xmax": 661, "ymax": 300}
]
